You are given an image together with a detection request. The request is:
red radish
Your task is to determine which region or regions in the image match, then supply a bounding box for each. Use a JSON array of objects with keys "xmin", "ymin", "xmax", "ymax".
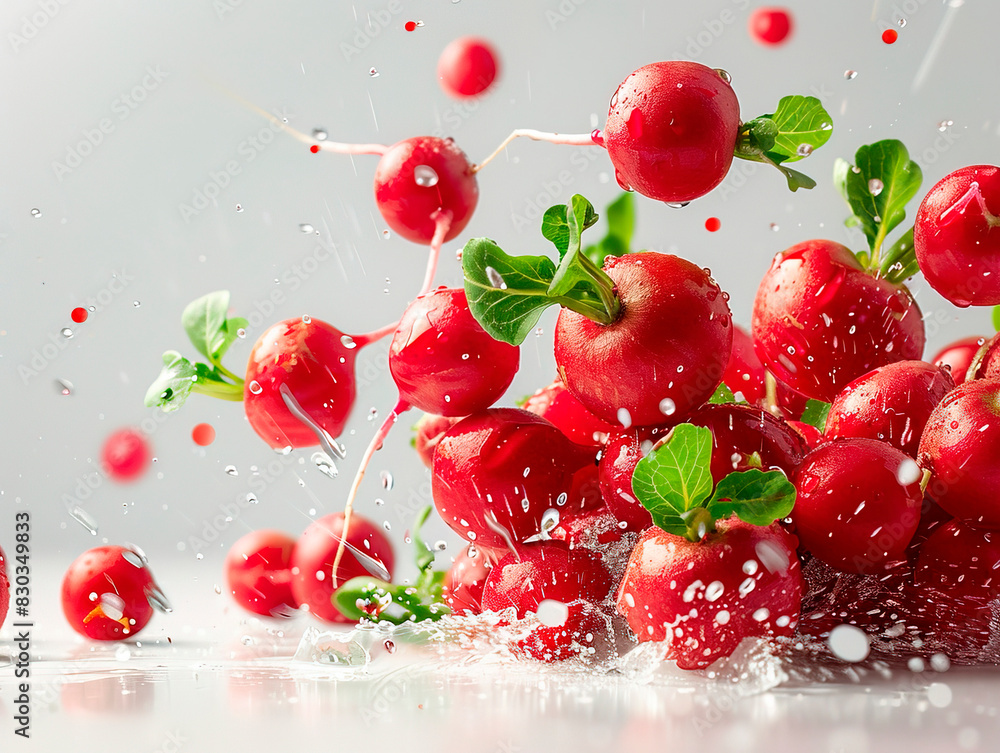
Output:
[
  {"xmin": 604, "ymin": 62, "xmax": 740, "ymax": 202},
  {"xmin": 932, "ymin": 335, "xmax": 987, "ymax": 385},
  {"xmin": 724, "ymin": 324, "xmax": 807, "ymax": 417},
  {"xmin": 61, "ymin": 546, "xmax": 161, "ymax": 640},
  {"xmin": 752, "ymin": 239, "xmax": 925, "ymax": 402},
  {"xmin": 244, "ymin": 317, "xmax": 362, "ymax": 451},
  {"xmin": 437, "ymin": 36, "xmax": 499, "ymax": 98},
  {"xmin": 522, "ymin": 379, "xmax": 617, "ymax": 447},
  {"xmin": 431, "ymin": 409, "xmax": 595, "ymax": 551},
  {"xmin": 289, "ymin": 512, "xmax": 394, "ymax": 624},
  {"xmin": 225, "ymin": 530, "xmax": 297, "ymax": 618},
  {"xmin": 481, "ymin": 540, "xmax": 613, "ymax": 662},
  {"xmin": 906, "ymin": 496, "xmax": 954, "ymax": 560},
  {"xmin": 915, "ymin": 519, "xmax": 1000, "ymax": 601},
  {"xmin": 749, "ymin": 7, "xmax": 794, "ymax": 46},
  {"xmin": 555, "ymin": 252, "xmax": 733, "ymax": 428},
  {"xmin": 0, "ymin": 545, "xmax": 8, "ymax": 630},
  {"xmin": 616, "ymin": 519, "xmax": 802, "ymax": 669},
  {"xmin": 191, "ymin": 422, "xmax": 216, "ymax": 446},
  {"xmin": 441, "ymin": 545, "xmax": 493, "ymax": 615},
  {"xmin": 389, "ymin": 287, "xmax": 519, "ymax": 417},
  {"xmin": 967, "ymin": 333, "xmax": 1000, "ymax": 381},
  {"xmin": 101, "ymin": 428, "xmax": 151, "ymax": 481},
  {"xmin": 913, "ymin": 165, "xmax": 1000, "ymax": 307},
  {"xmin": 787, "ymin": 420, "xmax": 824, "ymax": 449},
  {"xmin": 599, "ymin": 426, "xmax": 669, "ymax": 532},
  {"xmin": 824, "ymin": 360, "xmax": 954, "ymax": 458},
  {"xmin": 791, "ymin": 438, "xmax": 924, "ymax": 574},
  {"xmin": 549, "ymin": 507, "xmax": 627, "ymax": 549},
  {"xmin": 918, "ymin": 378, "xmax": 1000, "ymax": 530},
  {"xmin": 373, "ymin": 136, "xmax": 478, "ymax": 245},
  {"xmin": 565, "ymin": 462, "xmax": 605, "ymax": 514},
  {"xmin": 412, "ymin": 413, "xmax": 463, "ymax": 469}
]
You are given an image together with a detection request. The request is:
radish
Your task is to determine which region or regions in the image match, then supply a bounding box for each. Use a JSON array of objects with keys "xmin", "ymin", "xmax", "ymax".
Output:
[
  {"xmin": 101, "ymin": 427, "xmax": 151, "ymax": 482},
  {"xmin": 437, "ymin": 36, "xmax": 500, "ymax": 99},
  {"xmin": 752, "ymin": 239, "xmax": 925, "ymax": 402},
  {"xmin": 824, "ymin": 360, "xmax": 954, "ymax": 457},
  {"xmin": 412, "ymin": 413, "xmax": 463, "ymax": 469},
  {"xmin": 598, "ymin": 425, "xmax": 668, "ymax": 532},
  {"xmin": 442, "ymin": 544, "xmax": 493, "ymax": 615},
  {"xmin": 224, "ymin": 530, "xmax": 297, "ymax": 618},
  {"xmin": 431, "ymin": 408, "xmax": 595, "ymax": 551},
  {"xmin": 932, "ymin": 335, "xmax": 987, "ymax": 385},
  {"xmin": 918, "ymin": 378, "xmax": 1000, "ymax": 530},
  {"xmin": 481, "ymin": 540, "xmax": 613, "ymax": 662},
  {"xmin": 967, "ymin": 332, "xmax": 1000, "ymax": 381},
  {"xmin": 617, "ymin": 518, "xmax": 802, "ymax": 669},
  {"xmin": 289, "ymin": 512, "xmax": 394, "ymax": 624},
  {"xmin": 474, "ymin": 63, "xmax": 831, "ymax": 200},
  {"xmin": 791, "ymin": 438, "xmax": 924, "ymax": 573},
  {"xmin": 749, "ymin": 7, "xmax": 794, "ymax": 46},
  {"xmin": 915, "ymin": 519, "xmax": 1000, "ymax": 600},
  {"xmin": 914, "ymin": 165, "xmax": 1000, "ymax": 306},
  {"xmin": 724, "ymin": 324, "xmax": 807, "ymax": 418},
  {"xmin": 522, "ymin": 378, "xmax": 617, "ymax": 447}
]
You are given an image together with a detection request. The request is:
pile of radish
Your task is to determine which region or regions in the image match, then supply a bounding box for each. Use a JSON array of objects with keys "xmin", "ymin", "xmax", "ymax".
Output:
[{"xmin": 34, "ymin": 53, "xmax": 1000, "ymax": 674}]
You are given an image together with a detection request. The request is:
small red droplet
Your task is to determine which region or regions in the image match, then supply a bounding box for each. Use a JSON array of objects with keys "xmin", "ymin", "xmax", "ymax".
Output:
[
  {"xmin": 71, "ymin": 307, "xmax": 88, "ymax": 323},
  {"xmin": 404, "ymin": 21, "xmax": 417, "ymax": 32},
  {"xmin": 310, "ymin": 145, "xmax": 320, "ymax": 154},
  {"xmin": 192, "ymin": 423, "xmax": 216, "ymax": 447},
  {"xmin": 705, "ymin": 217, "xmax": 722, "ymax": 232},
  {"xmin": 102, "ymin": 428, "xmax": 151, "ymax": 482},
  {"xmin": 749, "ymin": 7, "xmax": 793, "ymax": 46},
  {"xmin": 882, "ymin": 28, "xmax": 898, "ymax": 44}
]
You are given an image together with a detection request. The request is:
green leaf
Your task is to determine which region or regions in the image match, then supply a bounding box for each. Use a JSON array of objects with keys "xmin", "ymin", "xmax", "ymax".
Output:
[
  {"xmin": 800, "ymin": 399, "xmax": 831, "ymax": 432},
  {"xmin": 144, "ymin": 351, "xmax": 197, "ymax": 410},
  {"xmin": 706, "ymin": 469, "xmax": 796, "ymax": 526},
  {"xmin": 758, "ymin": 96, "xmax": 834, "ymax": 164},
  {"xmin": 333, "ymin": 577, "xmax": 450, "ymax": 625},
  {"xmin": 583, "ymin": 192, "xmax": 635, "ymax": 265},
  {"xmin": 548, "ymin": 195, "xmax": 601, "ymax": 297},
  {"xmin": 709, "ymin": 383, "xmax": 736, "ymax": 405},
  {"xmin": 541, "ymin": 195, "xmax": 598, "ymax": 259},
  {"xmin": 993, "ymin": 306, "xmax": 1000, "ymax": 333},
  {"xmin": 181, "ymin": 291, "xmax": 238, "ymax": 364},
  {"xmin": 462, "ymin": 237, "xmax": 558, "ymax": 345},
  {"xmin": 880, "ymin": 227, "xmax": 918, "ymax": 283},
  {"xmin": 410, "ymin": 505, "xmax": 436, "ymax": 574},
  {"xmin": 839, "ymin": 140, "xmax": 922, "ymax": 258},
  {"xmin": 631, "ymin": 424, "xmax": 715, "ymax": 536}
]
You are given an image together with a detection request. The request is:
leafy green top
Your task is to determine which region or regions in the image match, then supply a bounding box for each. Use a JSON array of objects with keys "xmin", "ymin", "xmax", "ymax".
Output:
[
  {"xmin": 834, "ymin": 139, "xmax": 923, "ymax": 283},
  {"xmin": 734, "ymin": 95, "xmax": 834, "ymax": 191},
  {"xmin": 145, "ymin": 291, "xmax": 247, "ymax": 410},
  {"xmin": 463, "ymin": 195, "xmax": 622, "ymax": 345},
  {"xmin": 799, "ymin": 399, "xmax": 832, "ymax": 432},
  {"xmin": 632, "ymin": 424, "xmax": 796, "ymax": 541}
]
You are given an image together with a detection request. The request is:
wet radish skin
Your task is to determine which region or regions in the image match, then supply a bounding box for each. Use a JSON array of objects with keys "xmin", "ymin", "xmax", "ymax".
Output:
[
  {"xmin": 616, "ymin": 519, "xmax": 802, "ymax": 670},
  {"xmin": 752, "ymin": 239, "xmax": 925, "ymax": 402},
  {"xmin": 915, "ymin": 519, "xmax": 1000, "ymax": 599},
  {"xmin": 373, "ymin": 136, "xmax": 478, "ymax": 244},
  {"xmin": 932, "ymin": 335, "xmax": 987, "ymax": 385},
  {"xmin": 792, "ymin": 438, "xmax": 923, "ymax": 573},
  {"xmin": 914, "ymin": 165, "xmax": 1000, "ymax": 307},
  {"xmin": 61, "ymin": 546, "xmax": 156, "ymax": 641},
  {"xmin": 555, "ymin": 252, "xmax": 733, "ymax": 428},
  {"xmin": 724, "ymin": 324, "xmax": 807, "ymax": 417},
  {"xmin": 825, "ymin": 360, "xmax": 954, "ymax": 458},
  {"xmin": 522, "ymin": 379, "xmax": 617, "ymax": 447},
  {"xmin": 442, "ymin": 545, "xmax": 493, "ymax": 615},
  {"xmin": 225, "ymin": 530, "xmax": 297, "ymax": 618},
  {"xmin": 918, "ymin": 378, "xmax": 1000, "ymax": 530},
  {"xmin": 604, "ymin": 61, "xmax": 740, "ymax": 203}
]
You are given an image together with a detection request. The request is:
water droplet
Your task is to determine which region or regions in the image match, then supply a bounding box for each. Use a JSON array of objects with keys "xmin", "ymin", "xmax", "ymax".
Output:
[
  {"xmin": 368, "ymin": 67, "xmax": 380, "ymax": 78},
  {"xmin": 844, "ymin": 70, "xmax": 858, "ymax": 80},
  {"xmin": 896, "ymin": 17, "xmax": 907, "ymax": 28},
  {"xmin": 617, "ymin": 408, "xmax": 632, "ymax": 428},
  {"xmin": 937, "ymin": 119, "xmax": 954, "ymax": 132},
  {"xmin": 69, "ymin": 505, "xmax": 98, "ymax": 535},
  {"xmin": 828, "ymin": 624, "xmax": 870, "ymax": 662},
  {"xmin": 705, "ymin": 581, "xmax": 725, "ymax": 602},
  {"xmin": 626, "ymin": 107, "xmax": 643, "ymax": 138},
  {"xmin": 248, "ymin": 380, "xmax": 263, "ymax": 395},
  {"xmin": 312, "ymin": 451, "xmax": 338, "ymax": 479},
  {"xmin": 868, "ymin": 178, "xmax": 884, "ymax": 196},
  {"xmin": 235, "ymin": 204, "xmax": 244, "ymax": 213},
  {"xmin": 340, "ymin": 335, "xmax": 357, "ymax": 349},
  {"xmin": 383, "ymin": 639, "xmax": 396, "ymax": 654},
  {"xmin": 555, "ymin": 492, "xmax": 568, "ymax": 507},
  {"xmin": 100, "ymin": 592, "xmax": 126, "ymax": 622},
  {"xmin": 312, "ymin": 128, "xmax": 328, "ymax": 141},
  {"xmin": 382, "ymin": 229, "xmax": 391, "ymax": 239},
  {"xmin": 665, "ymin": 201, "xmax": 690, "ymax": 209},
  {"xmin": 414, "ymin": 164, "xmax": 439, "ymax": 187},
  {"xmin": 536, "ymin": 599, "xmax": 569, "ymax": 628},
  {"xmin": 796, "ymin": 143, "xmax": 814, "ymax": 157},
  {"xmin": 659, "ymin": 398, "xmax": 676, "ymax": 416},
  {"xmin": 146, "ymin": 584, "xmax": 173, "ymax": 613},
  {"xmin": 299, "ymin": 223, "xmax": 315, "ymax": 233},
  {"xmin": 236, "ymin": 328, "xmax": 246, "ymax": 338},
  {"xmin": 590, "ymin": 129, "xmax": 604, "ymax": 147},
  {"xmin": 382, "ymin": 520, "xmax": 391, "ymax": 531},
  {"xmin": 246, "ymin": 493, "xmax": 258, "ymax": 505},
  {"xmin": 30, "ymin": 208, "xmax": 41, "ymax": 218},
  {"xmin": 485, "ymin": 266, "xmax": 506, "ymax": 289},
  {"xmin": 380, "ymin": 470, "xmax": 394, "ymax": 490},
  {"xmin": 752, "ymin": 607, "xmax": 770, "ymax": 622},
  {"xmin": 433, "ymin": 540, "xmax": 447, "ymax": 551},
  {"xmin": 714, "ymin": 68, "xmax": 732, "ymax": 84}
]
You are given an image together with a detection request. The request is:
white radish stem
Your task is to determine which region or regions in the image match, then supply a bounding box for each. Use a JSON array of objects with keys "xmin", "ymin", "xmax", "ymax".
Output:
[
  {"xmin": 474, "ymin": 129, "xmax": 600, "ymax": 173},
  {"xmin": 330, "ymin": 397, "xmax": 410, "ymax": 586}
]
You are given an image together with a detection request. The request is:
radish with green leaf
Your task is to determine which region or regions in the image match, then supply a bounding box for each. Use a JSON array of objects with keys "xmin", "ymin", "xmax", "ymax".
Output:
[
  {"xmin": 463, "ymin": 194, "xmax": 734, "ymax": 428},
  {"xmin": 615, "ymin": 424, "xmax": 802, "ymax": 669},
  {"xmin": 752, "ymin": 140, "xmax": 926, "ymax": 402}
]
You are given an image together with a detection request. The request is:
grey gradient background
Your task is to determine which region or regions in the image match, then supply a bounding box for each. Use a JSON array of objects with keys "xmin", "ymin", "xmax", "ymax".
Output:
[{"xmin": 0, "ymin": 0, "xmax": 997, "ymax": 625}]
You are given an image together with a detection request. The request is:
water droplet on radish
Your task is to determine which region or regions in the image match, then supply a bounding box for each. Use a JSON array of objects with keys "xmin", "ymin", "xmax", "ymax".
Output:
[
  {"xmin": 896, "ymin": 458, "xmax": 921, "ymax": 485},
  {"xmin": 705, "ymin": 581, "xmax": 725, "ymax": 602},
  {"xmin": 537, "ymin": 599, "xmax": 569, "ymax": 628},
  {"xmin": 100, "ymin": 592, "xmax": 126, "ymax": 622},
  {"xmin": 414, "ymin": 165, "xmax": 439, "ymax": 187},
  {"xmin": 301, "ymin": 314, "xmax": 312, "ymax": 324},
  {"xmin": 312, "ymin": 128, "xmax": 328, "ymax": 141},
  {"xmin": 665, "ymin": 201, "xmax": 690, "ymax": 209},
  {"xmin": 248, "ymin": 380, "xmax": 263, "ymax": 395},
  {"xmin": 555, "ymin": 492, "xmax": 568, "ymax": 507},
  {"xmin": 340, "ymin": 335, "xmax": 357, "ymax": 349},
  {"xmin": 715, "ymin": 610, "xmax": 730, "ymax": 625},
  {"xmin": 590, "ymin": 129, "xmax": 604, "ymax": 147},
  {"xmin": 614, "ymin": 169, "xmax": 632, "ymax": 192},
  {"xmin": 714, "ymin": 68, "xmax": 732, "ymax": 84},
  {"xmin": 617, "ymin": 408, "xmax": 632, "ymax": 428},
  {"xmin": 626, "ymin": 107, "xmax": 643, "ymax": 138},
  {"xmin": 752, "ymin": 607, "xmax": 770, "ymax": 622},
  {"xmin": 868, "ymin": 178, "xmax": 885, "ymax": 196},
  {"xmin": 659, "ymin": 398, "xmax": 676, "ymax": 416}
]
